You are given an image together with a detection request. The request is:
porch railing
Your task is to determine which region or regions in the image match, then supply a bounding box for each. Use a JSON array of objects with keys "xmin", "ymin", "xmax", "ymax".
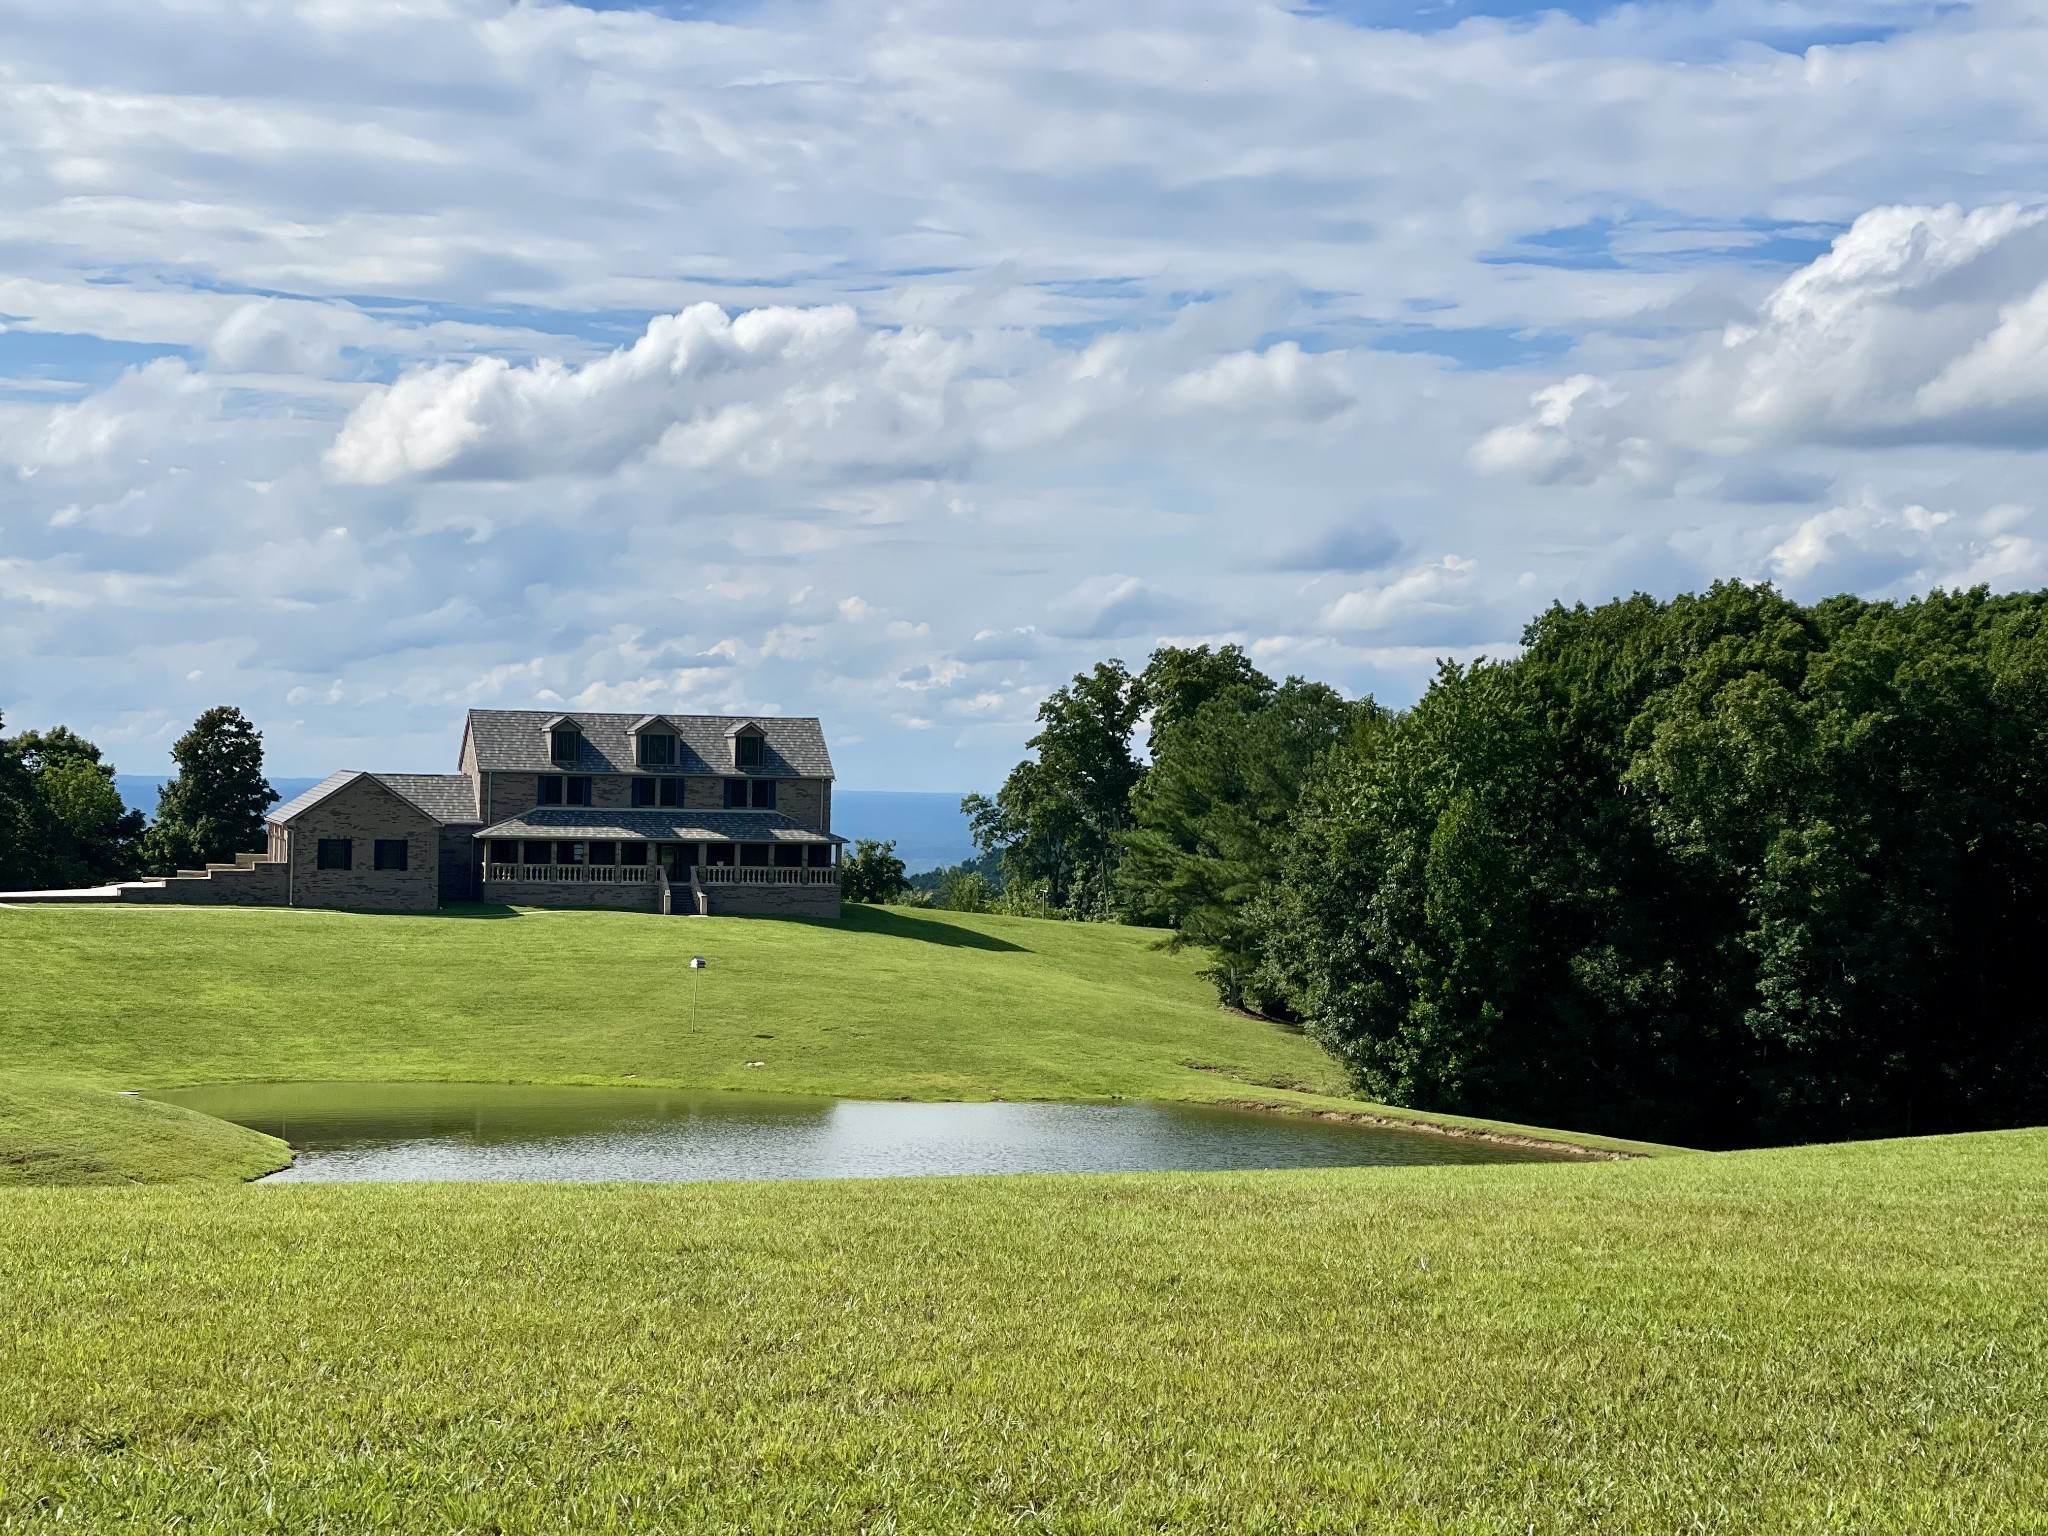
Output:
[
  {"xmin": 484, "ymin": 863, "xmax": 656, "ymax": 883},
  {"xmin": 695, "ymin": 866, "xmax": 840, "ymax": 886}
]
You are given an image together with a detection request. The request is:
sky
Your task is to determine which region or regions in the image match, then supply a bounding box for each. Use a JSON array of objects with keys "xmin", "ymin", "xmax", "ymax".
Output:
[{"xmin": 3, "ymin": 0, "xmax": 2048, "ymax": 788}]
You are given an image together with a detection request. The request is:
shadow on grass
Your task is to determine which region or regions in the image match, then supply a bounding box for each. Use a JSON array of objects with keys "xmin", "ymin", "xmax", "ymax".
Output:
[
  {"xmin": 407, "ymin": 902, "xmax": 526, "ymax": 920},
  {"xmin": 840, "ymin": 904, "xmax": 1028, "ymax": 952}
]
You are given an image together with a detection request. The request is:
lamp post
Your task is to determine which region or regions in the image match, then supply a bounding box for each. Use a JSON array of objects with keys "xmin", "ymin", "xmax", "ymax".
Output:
[{"xmin": 689, "ymin": 955, "xmax": 706, "ymax": 1034}]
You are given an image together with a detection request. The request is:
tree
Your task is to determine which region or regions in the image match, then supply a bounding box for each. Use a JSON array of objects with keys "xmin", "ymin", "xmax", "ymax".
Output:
[
  {"xmin": 1121, "ymin": 677, "xmax": 1373, "ymax": 1008},
  {"xmin": 937, "ymin": 868, "xmax": 994, "ymax": 912},
  {"xmin": 1134, "ymin": 643, "xmax": 1271, "ymax": 753},
  {"xmin": 0, "ymin": 711, "xmax": 42, "ymax": 890},
  {"xmin": 1249, "ymin": 582, "xmax": 2048, "ymax": 1148},
  {"xmin": 0, "ymin": 715, "xmax": 148, "ymax": 889},
  {"xmin": 967, "ymin": 660, "xmax": 1145, "ymax": 917},
  {"xmin": 141, "ymin": 707, "xmax": 277, "ymax": 874},
  {"xmin": 9, "ymin": 726, "xmax": 145, "ymax": 887},
  {"xmin": 841, "ymin": 839, "xmax": 910, "ymax": 904}
]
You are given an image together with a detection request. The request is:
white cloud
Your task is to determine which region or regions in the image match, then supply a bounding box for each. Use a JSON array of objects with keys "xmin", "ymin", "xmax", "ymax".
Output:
[
  {"xmin": 1322, "ymin": 556, "xmax": 1481, "ymax": 638},
  {"xmin": 8, "ymin": 0, "xmax": 2048, "ymax": 789},
  {"xmin": 1765, "ymin": 495, "xmax": 2048, "ymax": 597},
  {"xmin": 2, "ymin": 359, "xmax": 217, "ymax": 474},
  {"xmin": 1477, "ymin": 203, "xmax": 2048, "ymax": 485}
]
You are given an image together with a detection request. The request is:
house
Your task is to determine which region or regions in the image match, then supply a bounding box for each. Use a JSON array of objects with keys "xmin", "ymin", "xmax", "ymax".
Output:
[{"xmin": 87, "ymin": 710, "xmax": 843, "ymax": 918}]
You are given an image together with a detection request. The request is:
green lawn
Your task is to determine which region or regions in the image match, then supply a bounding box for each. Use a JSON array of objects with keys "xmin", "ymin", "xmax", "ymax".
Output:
[
  {"xmin": 1, "ymin": 903, "xmax": 2043, "ymax": 1529},
  {"xmin": 0, "ymin": 1130, "xmax": 2042, "ymax": 1532},
  {"xmin": 0, "ymin": 1074, "xmax": 289, "ymax": 1186},
  {"xmin": 0, "ymin": 902, "xmax": 1670, "ymax": 1161}
]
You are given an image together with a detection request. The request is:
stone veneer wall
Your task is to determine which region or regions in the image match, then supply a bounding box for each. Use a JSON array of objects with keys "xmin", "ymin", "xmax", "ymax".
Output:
[
  {"xmin": 694, "ymin": 882, "xmax": 842, "ymax": 920},
  {"xmin": 482, "ymin": 771, "xmax": 827, "ymax": 823},
  {"xmin": 122, "ymin": 859, "xmax": 291, "ymax": 906},
  {"xmin": 776, "ymin": 778, "xmax": 827, "ymax": 830},
  {"xmin": 285, "ymin": 776, "xmax": 441, "ymax": 911},
  {"xmin": 479, "ymin": 880, "xmax": 662, "ymax": 912}
]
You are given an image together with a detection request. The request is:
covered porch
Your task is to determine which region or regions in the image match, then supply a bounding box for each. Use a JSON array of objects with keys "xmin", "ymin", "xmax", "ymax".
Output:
[{"xmin": 474, "ymin": 808, "xmax": 844, "ymax": 915}]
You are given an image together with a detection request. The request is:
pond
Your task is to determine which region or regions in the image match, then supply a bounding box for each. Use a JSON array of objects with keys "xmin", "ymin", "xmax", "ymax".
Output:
[{"xmin": 154, "ymin": 1081, "xmax": 1573, "ymax": 1183}]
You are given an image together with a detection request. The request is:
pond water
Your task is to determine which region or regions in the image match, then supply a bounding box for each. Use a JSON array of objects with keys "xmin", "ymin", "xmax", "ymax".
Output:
[{"xmin": 155, "ymin": 1081, "xmax": 1571, "ymax": 1183}]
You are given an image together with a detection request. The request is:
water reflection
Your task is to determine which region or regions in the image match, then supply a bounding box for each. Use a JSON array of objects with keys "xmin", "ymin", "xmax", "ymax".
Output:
[{"xmin": 155, "ymin": 1081, "xmax": 1570, "ymax": 1183}]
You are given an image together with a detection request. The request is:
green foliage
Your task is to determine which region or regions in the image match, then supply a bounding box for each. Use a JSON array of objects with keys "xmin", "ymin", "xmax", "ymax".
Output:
[
  {"xmin": 1257, "ymin": 582, "xmax": 2048, "ymax": 1147},
  {"xmin": 0, "ymin": 1131, "xmax": 2043, "ymax": 1529},
  {"xmin": 967, "ymin": 659, "xmax": 1146, "ymax": 918},
  {"xmin": 1123, "ymin": 675, "xmax": 1378, "ymax": 1007},
  {"xmin": 1133, "ymin": 642, "xmax": 1270, "ymax": 751},
  {"xmin": 840, "ymin": 838, "xmax": 910, "ymax": 903},
  {"xmin": 937, "ymin": 868, "xmax": 994, "ymax": 912},
  {"xmin": 913, "ymin": 847, "xmax": 1007, "ymax": 909},
  {"xmin": 140, "ymin": 706, "xmax": 278, "ymax": 874},
  {"xmin": 0, "ymin": 714, "xmax": 147, "ymax": 889}
]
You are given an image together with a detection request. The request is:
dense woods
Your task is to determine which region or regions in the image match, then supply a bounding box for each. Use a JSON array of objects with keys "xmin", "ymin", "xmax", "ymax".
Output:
[{"xmin": 975, "ymin": 583, "xmax": 2048, "ymax": 1147}]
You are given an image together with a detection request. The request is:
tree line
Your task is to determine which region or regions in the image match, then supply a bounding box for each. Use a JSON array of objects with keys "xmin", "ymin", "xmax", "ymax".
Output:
[
  {"xmin": 969, "ymin": 582, "xmax": 2048, "ymax": 1148},
  {"xmin": 0, "ymin": 706, "xmax": 277, "ymax": 890}
]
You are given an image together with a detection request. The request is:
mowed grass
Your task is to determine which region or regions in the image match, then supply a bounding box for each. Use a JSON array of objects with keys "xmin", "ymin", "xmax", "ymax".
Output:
[
  {"xmin": 0, "ymin": 1074, "xmax": 289, "ymax": 1186},
  {"xmin": 0, "ymin": 902, "xmax": 1349, "ymax": 1107},
  {"xmin": 1, "ymin": 1130, "xmax": 2043, "ymax": 1532}
]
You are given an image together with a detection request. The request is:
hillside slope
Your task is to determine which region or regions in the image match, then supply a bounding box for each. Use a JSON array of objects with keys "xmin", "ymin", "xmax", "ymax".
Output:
[
  {"xmin": 0, "ymin": 1075, "xmax": 290, "ymax": 1185},
  {"xmin": 0, "ymin": 1129, "xmax": 2040, "ymax": 1530}
]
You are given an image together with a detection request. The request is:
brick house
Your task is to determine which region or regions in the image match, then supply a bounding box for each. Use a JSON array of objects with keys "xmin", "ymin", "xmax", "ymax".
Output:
[{"xmin": 105, "ymin": 710, "xmax": 843, "ymax": 917}]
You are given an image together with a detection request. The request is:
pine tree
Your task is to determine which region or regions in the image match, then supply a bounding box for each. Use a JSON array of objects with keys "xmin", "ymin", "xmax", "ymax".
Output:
[{"xmin": 141, "ymin": 707, "xmax": 278, "ymax": 873}]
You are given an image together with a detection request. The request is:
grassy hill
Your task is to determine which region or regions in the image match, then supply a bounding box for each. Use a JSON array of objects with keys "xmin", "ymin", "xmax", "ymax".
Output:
[
  {"xmin": 0, "ymin": 1074, "xmax": 289, "ymax": 1186},
  {"xmin": 0, "ymin": 1129, "xmax": 2042, "ymax": 1531},
  {"xmin": 0, "ymin": 903, "xmax": 1670, "ymax": 1160},
  {"xmin": 1, "ymin": 902, "xmax": 2042, "ymax": 1528}
]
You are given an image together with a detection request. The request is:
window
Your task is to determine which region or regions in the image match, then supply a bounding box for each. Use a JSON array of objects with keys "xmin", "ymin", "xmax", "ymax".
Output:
[
  {"xmin": 750, "ymin": 779, "xmax": 777, "ymax": 810},
  {"xmin": 316, "ymin": 837, "xmax": 352, "ymax": 871},
  {"xmin": 590, "ymin": 841, "xmax": 617, "ymax": 866},
  {"xmin": 521, "ymin": 840, "xmax": 554, "ymax": 865},
  {"xmin": 557, "ymin": 841, "xmax": 588, "ymax": 865},
  {"xmin": 772, "ymin": 844, "xmax": 802, "ymax": 868},
  {"xmin": 660, "ymin": 778, "xmax": 682, "ymax": 808},
  {"xmin": 620, "ymin": 842, "xmax": 649, "ymax": 867},
  {"xmin": 490, "ymin": 840, "xmax": 517, "ymax": 863},
  {"xmin": 537, "ymin": 776, "xmax": 565, "ymax": 806},
  {"xmin": 735, "ymin": 733, "xmax": 764, "ymax": 768},
  {"xmin": 706, "ymin": 843, "xmax": 736, "ymax": 867},
  {"xmin": 637, "ymin": 733, "xmax": 675, "ymax": 767},
  {"xmin": 550, "ymin": 728, "xmax": 580, "ymax": 764},
  {"xmin": 632, "ymin": 778, "xmax": 656, "ymax": 808},
  {"xmin": 565, "ymin": 776, "xmax": 593, "ymax": 806},
  {"xmin": 373, "ymin": 839, "xmax": 408, "ymax": 872},
  {"xmin": 724, "ymin": 778, "xmax": 747, "ymax": 809},
  {"xmin": 740, "ymin": 843, "xmax": 771, "ymax": 867},
  {"xmin": 806, "ymin": 844, "xmax": 834, "ymax": 868}
]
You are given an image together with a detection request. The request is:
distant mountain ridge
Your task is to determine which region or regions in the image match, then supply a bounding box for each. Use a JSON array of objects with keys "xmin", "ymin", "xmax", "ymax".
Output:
[{"xmin": 113, "ymin": 779, "xmax": 979, "ymax": 873}]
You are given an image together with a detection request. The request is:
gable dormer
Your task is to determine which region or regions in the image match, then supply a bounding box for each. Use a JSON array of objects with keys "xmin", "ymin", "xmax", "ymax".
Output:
[
  {"xmin": 726, "ymin": 720, "xmax": 767, "ymax": 770},
  {"xmin": 629, "ymin": 714, "xmax": 680, "ymax": 769},
  {"xmin": 543, "ymin": 714, "xmax": 582, "ymax": 766}
]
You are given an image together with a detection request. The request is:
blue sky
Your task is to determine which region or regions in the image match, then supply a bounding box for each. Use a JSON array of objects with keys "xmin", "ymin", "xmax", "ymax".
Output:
[{"xmin": 1, "ymin": 0, "xmax": 2045, "ymax": 788}]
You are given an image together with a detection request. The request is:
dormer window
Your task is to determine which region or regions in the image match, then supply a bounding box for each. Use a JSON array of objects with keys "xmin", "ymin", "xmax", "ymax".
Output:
[
  {"xmin": 543, "ymin": 714, "xmax": 582, "ymax": 764},
  {"xmin": 637, "ymin": 733, "xmax": 676, "ymax": 768},
  {"xmin": 735, "ymin": 734, "xmax": 763, "ymax": 768}
]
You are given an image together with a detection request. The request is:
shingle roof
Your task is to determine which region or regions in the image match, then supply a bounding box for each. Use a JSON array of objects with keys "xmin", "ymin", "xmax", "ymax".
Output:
[
  {"xmin": 376, "ymin": 773, "xmax": 480, "ymax": 824},
  {"xmin": 464, "ymin": 710, "xmax": 833, "ymax": 779},
  {"xmin": 269, "ymin": 770, "xmax": 479, "ymax": 826},
  {"xmin": 475, "ymin": 808, "xmax": 842, "ymax": 843},
  {"xmin": 266, "ymin": 771, "xmax": 363, "ymax": 824}
]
